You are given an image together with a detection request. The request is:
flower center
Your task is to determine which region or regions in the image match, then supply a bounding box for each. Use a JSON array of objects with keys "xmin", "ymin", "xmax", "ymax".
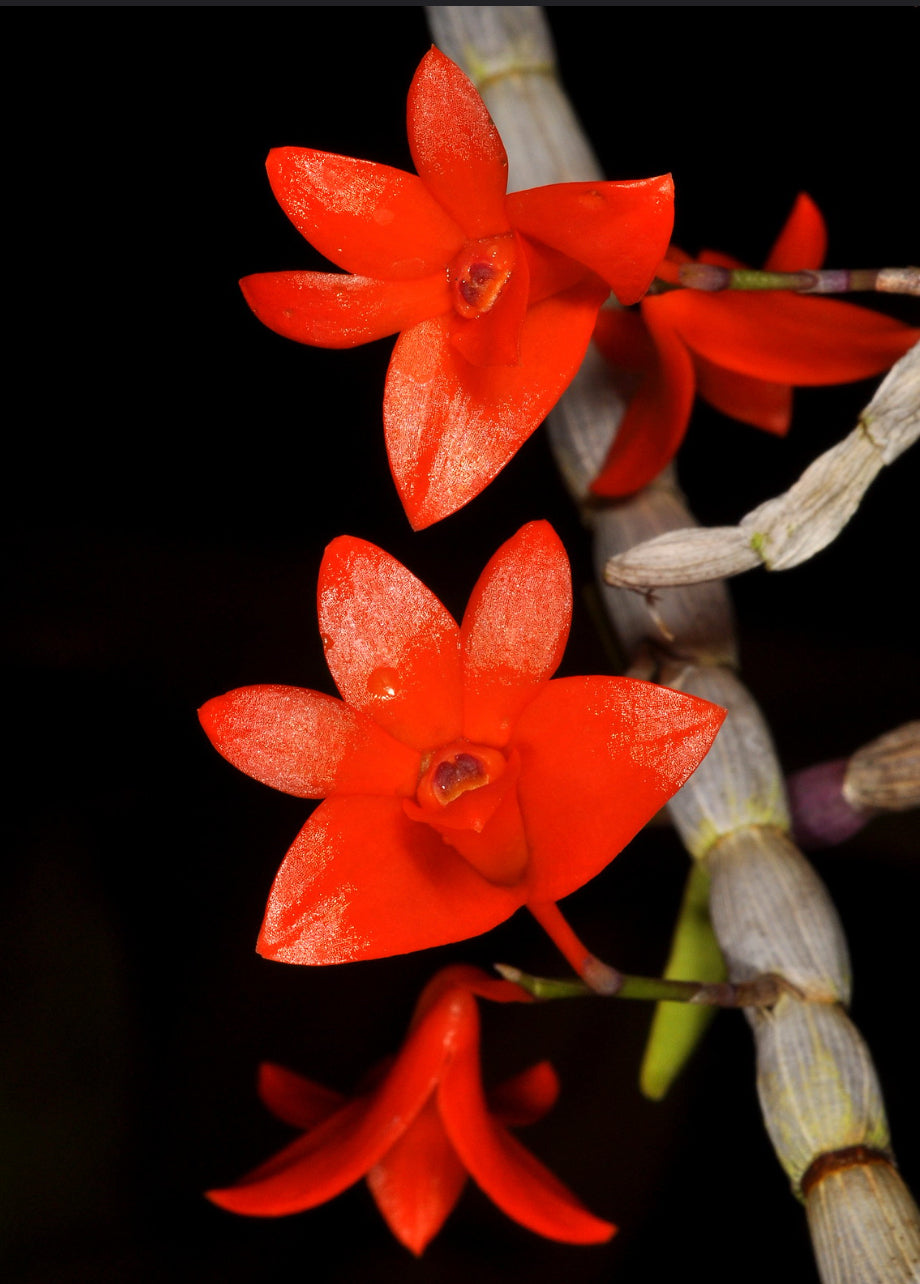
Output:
[
  {"xmin": 416, "ymin": 740, "xmax": 507, "ymax": 813},
  {"xmin": 405, "ymin": 740, "xmax": 528, "ymax": 888},
  {"xmin": 432, "ymin": 752, "xmax": 488, "ymax": 803},
  {"xmin": 448, "ymin": 234, "xmax": 516, "ymax": 320}
]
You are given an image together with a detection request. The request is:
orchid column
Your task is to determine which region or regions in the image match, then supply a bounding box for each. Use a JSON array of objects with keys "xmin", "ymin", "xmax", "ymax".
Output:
[{"xmin": 426, "ymin": 6, "xmax": 920, "ymax": 1283}]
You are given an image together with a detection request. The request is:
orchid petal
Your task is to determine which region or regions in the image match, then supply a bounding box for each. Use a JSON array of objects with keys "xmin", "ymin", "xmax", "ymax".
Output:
[
  {"xmin": 198, "ymin": 685, "xmax": 419, "ymax": 799},
  {"xmin": 522, "ymin": 234, "xmax": 597, "ymax": 305},
  {"xmin": 257, "ymin": 795, "xmax": 524, "ymax": 966},
  {"xmin": 438, "ymin": 1036, "xmax": 614, "ymax": 1244},
  {"xmin": 512, "ymin": 676, "xmax": 725, "ymax": 903},
  {"xmin": 407, "ymin": 48, "xmax": 509, "ymax": 239},
  {"xmin": 239, "ymin": 270, "xmax": 450, "ymax": 349},
  {"xmin": 385, "ymin": 276, "xmax": 609, "ymax": 529},
  {"xmin": 317, "ymin": 536, "xmax": 463, "ymax": 750},
  {"xmin": 665, "ymin": 289, "xmax": 920, "ymax": 385},
  {"xmin": 208, "ymin": 993, "xmax": 458, "ymax": 1217},
  {"xmin": 590, "ymin": 304, "xmax": 696, "ymax": 498},
  {"xmin": 591, "ymin": 302, "xmax": 657, "ymax": 369},
  {"xmin": 367, "ymin": 1096, "xmax": 468, "ymax": 1256},
  {"xmin": 487, "ymin": 1061, "xmax": 560, "ymax": 1128},
  {"xmin": 693, "ymin": 351, "xmax": 793, "ymax": 436},
  {"xmin": 207, "ymin": 1097, "xmax": 375, "ymax": 1216},
  {"xmin": 765, "ymin": 192, "xmax": 827, "ymax": 272},
  {"xmin": 266, "ymin": 147, "xmax": 465, "ymax": 278},
  {"xmin": 461, "ymin": 522, "xmax": 571, "ymax": 746},
  {"xmin": 258, "ymin": 1062, "xmax": 346, "ymax": 1130},
  {"xmin": 508, "ymin": 175, "xmax": 674, "ymax": 305}
]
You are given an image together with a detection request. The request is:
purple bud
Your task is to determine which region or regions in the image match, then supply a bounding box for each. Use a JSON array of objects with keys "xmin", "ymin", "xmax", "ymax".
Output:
[{"xmin": 787, "ymin": 759, "xmax": 875, "ymax": 850}]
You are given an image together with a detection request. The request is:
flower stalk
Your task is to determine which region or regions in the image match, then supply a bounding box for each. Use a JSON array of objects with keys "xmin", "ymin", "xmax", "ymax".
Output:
[
  {"xmin": 428, "ymin": 6, "xmax": 920, "ymax": 1280},
  {"xmin": 674, "ymin": 263, "xmax": 920, "ymax": 297},
  {"xmin": 495, "ymin": 962, "xmax": 796, "ymax": 1008}
]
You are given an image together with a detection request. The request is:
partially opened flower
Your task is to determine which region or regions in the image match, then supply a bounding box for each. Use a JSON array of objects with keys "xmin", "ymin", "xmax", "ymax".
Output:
[
  {"xmin": 199, "ymin": 521, "xmax": 725, "ymax": 974},
  {"xmin": 207, "ymin": 965, "xmax": 613, "ymax": 1252},
  {"xmin": 591, "ymin": 193, "xmax": 920, "ymax": 497},
  {"xmin": 240, "ymin": 47, "xmax": 674, "ymax": 528}
]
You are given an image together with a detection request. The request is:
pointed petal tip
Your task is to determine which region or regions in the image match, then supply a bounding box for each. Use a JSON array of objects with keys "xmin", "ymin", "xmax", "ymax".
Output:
[
  {"xmin": 205, "ymin": 1186, "xmax": 280, "ymax": 1217},
  {"xmin": 407, "ymin": 44, "xmax": 508, "ymax": 240},
  {"xmin": 765, "ymin": 191, "xmax": 827, "ymax": 272}
]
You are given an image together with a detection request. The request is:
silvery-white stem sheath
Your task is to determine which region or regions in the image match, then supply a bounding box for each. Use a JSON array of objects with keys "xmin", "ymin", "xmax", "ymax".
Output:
[
  {"xmin": 602, "ymin": 341, "xmax": 920, "ymax": 590},
  {"xmin": 427, "ymin": 7, "xmax": 920, "ymax": 1280}
]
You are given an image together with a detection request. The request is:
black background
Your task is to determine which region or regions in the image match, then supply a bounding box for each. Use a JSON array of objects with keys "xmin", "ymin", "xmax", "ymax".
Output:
[{"xmin": 5, "ymin": 6, "xmax": 919, "ymax": 1282}]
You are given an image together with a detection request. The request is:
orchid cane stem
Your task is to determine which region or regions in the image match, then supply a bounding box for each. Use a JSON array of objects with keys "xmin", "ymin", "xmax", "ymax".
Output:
[
  {"xmin": 428, "ymin": 6, "xmax": 920, "ymax": 1281},
  {"xmin": 496, "ymin": 961, "xmax": 797, "ymax": 1007}
]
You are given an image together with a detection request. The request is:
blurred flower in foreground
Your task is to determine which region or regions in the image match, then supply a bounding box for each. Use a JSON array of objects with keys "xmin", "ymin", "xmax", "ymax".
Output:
[
  {"xmin": 240, "ymin": 47, "xmax": 674, "ymax": 528},
  {"xmin": 207, "ymin": 966, "xmax": 613, "ymax": 1252},
  {"xmin": 592, "ymin": 193, "xmax": 920, "ymax": 497},
  {"xmin": 199, "ymin": 522, "xmax": 724, "ymax": 974}
]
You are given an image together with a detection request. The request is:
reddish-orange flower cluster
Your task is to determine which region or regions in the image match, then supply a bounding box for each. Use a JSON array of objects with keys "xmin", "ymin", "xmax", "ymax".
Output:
[
  {"xmin": 199, "ymin": 522, "xmax": 725, "ymax": 972},
  {"xmin": 240, "ymin": 47, "xmax": 674, "ymax": 528},
  {"xmin": 591, "ymin": 193, "xmax": 920, "ymax": 497},
  {"xmin": 208, "ymin": 966, "xmax": 614, "ymax": 1253},
  {"xmin": 208, "ymin": 35, "xmax": 920, "ymax": 1256}
]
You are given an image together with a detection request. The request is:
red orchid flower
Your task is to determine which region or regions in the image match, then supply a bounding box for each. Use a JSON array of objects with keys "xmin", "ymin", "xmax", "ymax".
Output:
[
  {"xmin": 199, "ymin": 521, "xmax": 725, "ymax": 975},
  {"xmin": 207, "ymin": 965, "xmax": 614, "ymax": 1252},
  {"xmin": 591, "ymin": 192, "xmax": 920, "ymax": 498},
  {"xmin": 240, "ymin": 47, "xmax": 674, "ymax": 529}
]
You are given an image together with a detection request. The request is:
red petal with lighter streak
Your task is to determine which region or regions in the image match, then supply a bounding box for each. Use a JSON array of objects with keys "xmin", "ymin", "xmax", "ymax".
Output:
[
  {"xmin": 438, "ymin": 1033, "xmax": 615, "ymax": 1244},
  {"xmin": 590, "ymin": 304, "xmax": 696, "ymax": 498},
  {"xmin": 508, "ymin": 175, "xmax": 674, "ymax": 305},
  {"xmin": 512, "ymin": 676, "xmax": 725, "ymax": 903},
  {"xmin": 257, "ymin": 795, "xmax": 524, "ymax": 966},
  {"xmin": 461, "ymin": 522, "xmax": 571, "ymax": 746},
  {"xmin": 385, "ymin": 275, "xmax": 609, "ymax": 529},
  {"xmin": 367, "ymin": 1095, "xmax": 468, "ymax": 1257},
  {"xmin": 239, "ymin": 270, "xmax": 451, "ymax": 349},
  {"xmin": 407, "ymin": 47, "xmax": 509, "ymax": 240},
  {"xmin": 265, "ymin": 147, "xmax": 465, "ymax": 279},
  {"xmin": 198, "ymin": 685, "xmax": 419, "ymax": 798},
  {"xmin": 317, "ymin": 536, "xmax": 463, "ymax": 750}
]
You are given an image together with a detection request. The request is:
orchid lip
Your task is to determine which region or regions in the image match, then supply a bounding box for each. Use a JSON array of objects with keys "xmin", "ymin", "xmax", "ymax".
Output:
[
  {"xmin": 448, "ymin": 234, "xmax": 516, "ymax": 320},
  {"xmin": 416, "ymin": 740, "xmax": 507, "ymax": 812},
  {"xmin": 433, "ymin": 752, "xmax": 488, "ymax": 803}
]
